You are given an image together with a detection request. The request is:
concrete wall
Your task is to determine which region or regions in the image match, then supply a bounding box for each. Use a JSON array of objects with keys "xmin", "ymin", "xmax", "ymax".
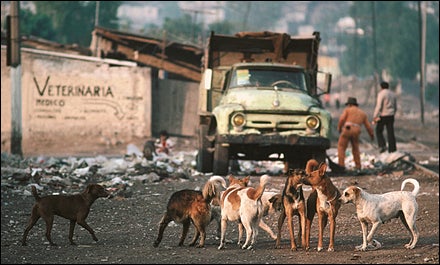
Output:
[
  {"xmin": 152, "ymin": 78, "xmax": 199, "ymax": 138},
  {"xmin": 1, "ymin": 47, "xmax": 152, "ymax": 156}
]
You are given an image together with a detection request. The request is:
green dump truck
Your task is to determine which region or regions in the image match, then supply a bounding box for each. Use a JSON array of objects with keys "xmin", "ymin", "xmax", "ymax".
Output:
[{"xmin": 197, "ymin": 31, "xmax": 332, "ymax": 175}]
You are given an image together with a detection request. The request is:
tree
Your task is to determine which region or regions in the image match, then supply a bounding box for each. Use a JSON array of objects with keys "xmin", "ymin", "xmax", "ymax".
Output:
[
  {"xmin": 340, "ymin": 1, "xmax": 439, "ymax": 80},
  {"xmin": 19, "ymin": 8, "xmax": 56, "ymax": 41},
  {"xmin": 32, "ymin": 1, "xmax": 121, "ymax": 47},
  {"xmin": 162, "ymin": 14, "xmax": 202, "ymax": 44}
]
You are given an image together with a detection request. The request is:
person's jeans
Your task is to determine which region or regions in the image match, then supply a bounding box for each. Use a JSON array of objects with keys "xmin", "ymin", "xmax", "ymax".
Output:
[{"xmin": 376, "ymin": 115, "xmax": 396, "ymax": 152}]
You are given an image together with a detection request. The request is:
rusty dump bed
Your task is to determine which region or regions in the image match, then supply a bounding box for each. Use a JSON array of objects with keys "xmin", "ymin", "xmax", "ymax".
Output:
[{"xmin": 205, "ymin": 31, "xmax": 320, "ymax": 72}]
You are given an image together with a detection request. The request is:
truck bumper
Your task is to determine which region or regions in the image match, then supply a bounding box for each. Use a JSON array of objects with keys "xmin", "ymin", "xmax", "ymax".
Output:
[{"xmin": 215, "ymin": 134, "xmax": 330, "ymax": 149}]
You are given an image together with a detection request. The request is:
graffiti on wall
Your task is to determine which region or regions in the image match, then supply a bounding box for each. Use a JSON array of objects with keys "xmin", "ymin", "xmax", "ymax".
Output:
[{"xmin": 33, "ymin": 76, "xmax": 127, "ymax": 120}]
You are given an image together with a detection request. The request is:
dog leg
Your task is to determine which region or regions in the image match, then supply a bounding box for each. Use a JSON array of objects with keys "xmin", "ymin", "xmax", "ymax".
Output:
[
  {"xmin": 316, "ymin": 213, "xmax": 326, "ymax": 252},
  {"xmin": 400, "ymin": 213, "xmax": 419, "ymax": 249},
  {"xmin": 218, "ymin": 218, "xmax": 228, "ymax": 249},
  {"xmin": 259, "ymin": 220, "xmax": 276, "ymax": 240},
  {"xmin": 69, "ymin": 220, "xmax": 77, "ymax": 245},
  {"xmin": 43, "ymin": 215, "xmax": 56, "ymax": 246},
  {"xmin": 355, "ymin": 220, "xmax": 370, "ymax": 251},
  {"xmin": 366, "ymin": 221, "xmax": 381, "ymax": 244},
  {"xmin": 305, "ymin": 190, "xmax": 317, "ymax": 251},
  {"xmin": 241, "ymin": 221, "xmax": 254, "ymax": 250},
  {"xmin": 237, "ymin": 221, "xmax": 244, "ymax": 246},
  {"xmin": 328, "ymin": 216, "xmax": 336, "ymax": 252},
  {"xmin": 179, "ymin": 220, "xmax": 191, "ymax": 246},
  {"xmin": 188, "ymin": 228, "xmax": 200, "ymax": 247},
  {"xmin": 76, "ymin": 219, "xmax": 99, "ymax": 243},
  {"xmin": 287, "ymin": 212, "xmax": 297, "ymax": 251},
  {"xmin": 190, "ymin": 219, "xmax": 207, "ymax": 248},
  {"xmin": 22, "ymin": 208, "xmax": 40, "ymax": 246},
  {"xmin": 153, "ymin": 214, "xmax": 172, "ymax": 247},
  {"xmin": 299, "ymin": 212, "xmax": 306, "ymax": 249},
  {"xmin": 275, "ymin": 211, "xmax": 286, "ymax": 248}
]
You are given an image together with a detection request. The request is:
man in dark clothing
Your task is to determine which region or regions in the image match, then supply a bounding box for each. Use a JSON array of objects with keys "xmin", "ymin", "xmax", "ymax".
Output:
[{"xmin": 372, "ymin": 81, "xmax": 397, "ymax": 153}]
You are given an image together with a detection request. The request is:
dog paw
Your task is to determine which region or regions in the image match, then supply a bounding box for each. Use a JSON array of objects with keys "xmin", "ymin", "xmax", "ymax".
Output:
[
  {"xmin": 317, "ymin": 247, "xmax": 324, "ymax": 252},
  {"xmin": 355, "ymin": 244, "xmax": 367, "ymax": 251},
  {"xmin": 327, "ymin": 247, "xmax": 335, "ymax": 252},
  {"xmin": 404, "ymin": 243, "xmax": 415, "ymax": 249},
  {"xmin": 242, "ymin": 244, "xmax": 253, "ymax": 250}
]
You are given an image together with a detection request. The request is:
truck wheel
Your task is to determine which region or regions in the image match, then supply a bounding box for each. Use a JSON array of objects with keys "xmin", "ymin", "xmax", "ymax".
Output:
[
  {"xmin": 197, "ymin": 125, "xmax": 213, "ymax": 173},
  {"xmin": 213, "ymin": 143, "xmax": 229, "ymax": 175}
]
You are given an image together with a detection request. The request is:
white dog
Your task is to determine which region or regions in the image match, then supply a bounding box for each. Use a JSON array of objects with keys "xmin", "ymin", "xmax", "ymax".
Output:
[
  {"xmin": 340, "ymin": 178, "xmax": 420, "ymax": 251},
  {"xmin": 218, "ymin": 174, "xmax": 270, "ymax": 250},
  {"xmin": 211, "ymin": 181, "xmax": 281, "ymax": 241}
]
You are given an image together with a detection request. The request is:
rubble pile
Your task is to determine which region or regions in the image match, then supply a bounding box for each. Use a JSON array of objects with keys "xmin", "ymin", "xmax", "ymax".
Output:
[{"xmin": 1, "ymin": 143, "xmax": 437, "ymax": 199}]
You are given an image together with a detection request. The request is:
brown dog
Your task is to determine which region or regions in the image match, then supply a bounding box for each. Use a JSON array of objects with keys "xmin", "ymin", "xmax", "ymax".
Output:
[
  {"xmin": 302, "ymin": 159, "xmax": 341, "ymax": 252},
  {"xmin": 22, "ymin": 184, "xmax": 109, "ymax": 246},
  {"xmin": 274, "ymin": 168, "xmax": 307, "ymax": 251},
  {"xmin": 153, "ymin": 175, "xmax": 226, "ymax": 248}
]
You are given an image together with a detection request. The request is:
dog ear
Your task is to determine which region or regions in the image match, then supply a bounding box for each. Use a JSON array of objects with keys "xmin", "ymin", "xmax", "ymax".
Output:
[
  {"xmin": 306, "ymin": 159, "xmax": 319, "ymax": 174},
  {"xmin": 269, "ymin": 194, "xmax": 281, "ymax": 204},
  {"xmin": 353, "ymin": 187, "xmax": 361, "ymax": 197},
  {"xmin": 318, "ymin": 162, "xmax": 327, "ymax": 176},
  {"xmin": 228, "ymin": 174, "xmax": 235, "ymax": 183},
  {"xmin": 243, "ymin": 176, "xmax": 251, "ymax": 185}
]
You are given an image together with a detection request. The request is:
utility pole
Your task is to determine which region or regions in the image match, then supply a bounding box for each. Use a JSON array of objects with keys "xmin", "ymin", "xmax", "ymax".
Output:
[
  {"xmin": 7, "ymin": 1, "xmax": 23, "ymax": 157},
  {"xmin": 371, "ymin": 1, "xmax": 378, "ymax": 98},
  {"xmin": 94, "ymin": 1, "xmax": 100, "ymax": 56},
  {"xmin": 418, "ymin": 1, "xmax": 426, "ymax": 125},
  {"xmin": 181, "ymin": 8, "xmax": 216, "ymax": 44}
]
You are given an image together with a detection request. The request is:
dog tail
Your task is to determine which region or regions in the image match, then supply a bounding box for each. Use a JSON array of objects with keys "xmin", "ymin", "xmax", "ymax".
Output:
[
  {"xmin": 248, "ymin": 174, "xmax": 270, "ymax": 201},
  {"xmin": 202, "ymin": 175, "xmax": 227, "ymax": 204},
  {"xmin": 401, "ymin": 178, "xmax": 420, "ymax": 197},
  {"xmin": 31, "ymin": 185, "xmax": 41, "ymax": 201}
]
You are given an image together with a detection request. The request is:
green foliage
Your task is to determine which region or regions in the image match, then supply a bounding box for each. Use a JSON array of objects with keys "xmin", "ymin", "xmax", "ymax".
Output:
[
  {"xmin": 162, "ymin": 14, "xmax": 202, "ymax": 44},
  {"xmin": 224, "ymin": 2, "xmax": 283, "ymax": 31},
  {"xmin": 207, "ymin": 21, "xmax": 236, "ymax": 35},
  {"xmin": 29, "ymin": 1, "xmax": 121, "ymax": 47},
  {"xmin": 19, "ymin": 8, "xmax": 56, "ymax": 40},
  {"xmin": 340, "ymin": 1, "xmax": 439, "ymax": 80}
]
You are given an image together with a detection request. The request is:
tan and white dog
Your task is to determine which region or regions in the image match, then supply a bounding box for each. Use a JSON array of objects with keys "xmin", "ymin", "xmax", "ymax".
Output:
[
  {"xmin": 211, "ymin": 177, "xmax": 281, "ymax": 241},
  {"xmin": 340, "ymin": 178, "xmax": 420, "ymax": 251},
  {"xmin": 218, "ymin": 174, "xmax": 270, "ymax": 250}
]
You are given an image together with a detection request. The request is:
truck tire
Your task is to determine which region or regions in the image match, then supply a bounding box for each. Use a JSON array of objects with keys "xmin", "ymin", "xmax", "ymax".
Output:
[
  {"xmin": 197, "ymin": 125, "xmax": 213, "ymax": 173},
  {"xmin": 213, "ymin": 143, "xmax": 229, "ymax": 175}
]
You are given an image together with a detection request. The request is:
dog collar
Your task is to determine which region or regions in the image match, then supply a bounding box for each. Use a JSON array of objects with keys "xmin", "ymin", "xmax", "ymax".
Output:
[{"xmin": 327, "ymin": 190, "xmax": 339, "ymax": 203}]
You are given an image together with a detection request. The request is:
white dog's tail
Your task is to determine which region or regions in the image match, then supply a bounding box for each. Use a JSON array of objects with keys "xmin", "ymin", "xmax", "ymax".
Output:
[
  {"xmin": 203, "ymin": 175, "xmax": 227, "ymax": 203},
  {"xmin": 248, "ymin": 174, "xmax": 270, "ymax": 201},
  {"xmin": 401, "ymin": 178, "xmax": 420, "ymax": 197}
]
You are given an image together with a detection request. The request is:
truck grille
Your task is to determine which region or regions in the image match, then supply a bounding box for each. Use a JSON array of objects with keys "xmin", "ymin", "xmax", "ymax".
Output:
[{"xmin": 240, "ymin": 113, "xmax": 309, "ymax": 133}]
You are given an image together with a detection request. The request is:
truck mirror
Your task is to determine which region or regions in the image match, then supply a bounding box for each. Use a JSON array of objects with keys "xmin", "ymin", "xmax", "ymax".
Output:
[
  {"xmin": 317, "ymin": 71, "xmax": 332, "ymax": 94},
  {"xmin": 204, "ymin": 69, "xmax": 212, "ymax": 90}
]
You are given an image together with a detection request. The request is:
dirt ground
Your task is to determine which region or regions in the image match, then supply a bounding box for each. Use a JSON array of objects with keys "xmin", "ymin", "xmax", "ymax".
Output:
[
  {"xmin": 1, "ymin": 170, "xmax": 439, "ymax": 264},
  {"xmin": 1, "ymin": 104, "xmax": 439, "ymax": 264}
]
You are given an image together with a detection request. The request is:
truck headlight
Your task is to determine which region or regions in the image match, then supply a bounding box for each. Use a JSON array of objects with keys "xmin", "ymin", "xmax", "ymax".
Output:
[
  {"xmin": 306, "ymin": 116, "xmax": 320, "ymax": 130},
  {"xmin": 232, "ymin": 113, "xmax": 246, "ymax": 130}
]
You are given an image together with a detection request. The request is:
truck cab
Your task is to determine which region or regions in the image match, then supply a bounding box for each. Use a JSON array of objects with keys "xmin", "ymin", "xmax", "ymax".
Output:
[{"xmin": 197, "ymin": 31, "xmax": 332, "ymax": 175}]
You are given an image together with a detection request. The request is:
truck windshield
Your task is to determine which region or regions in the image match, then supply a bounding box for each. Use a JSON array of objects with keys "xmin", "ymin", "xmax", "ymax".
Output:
[{"xmin": 229, "ymin": 68, "xmax": 306, "ymax": 91}]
